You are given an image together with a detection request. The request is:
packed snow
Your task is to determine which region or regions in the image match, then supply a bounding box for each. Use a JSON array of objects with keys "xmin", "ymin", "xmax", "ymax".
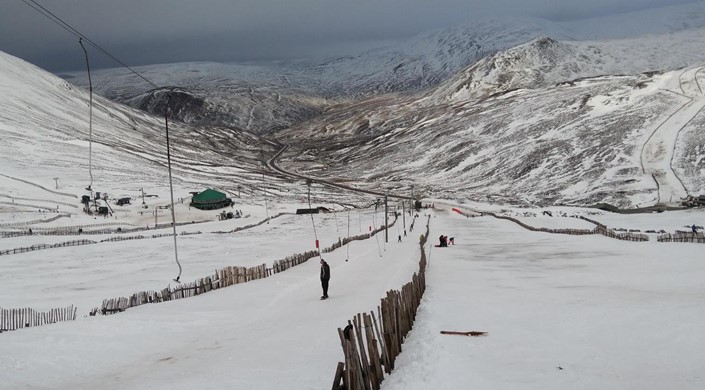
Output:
[{"xmin": 3, "ymin": 3, "xmax": 705, "ymax": 389}]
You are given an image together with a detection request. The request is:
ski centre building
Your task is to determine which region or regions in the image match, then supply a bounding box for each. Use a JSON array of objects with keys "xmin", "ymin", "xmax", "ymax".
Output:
[{"xmin": 190, "ymin": 188, "xmax": 233, "ymax": 210}]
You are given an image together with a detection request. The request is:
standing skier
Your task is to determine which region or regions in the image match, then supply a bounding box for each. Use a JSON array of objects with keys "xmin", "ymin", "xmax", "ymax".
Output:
[{"xmin": 320, "ymin": 259, "xmax": 330, "ymax": 299}]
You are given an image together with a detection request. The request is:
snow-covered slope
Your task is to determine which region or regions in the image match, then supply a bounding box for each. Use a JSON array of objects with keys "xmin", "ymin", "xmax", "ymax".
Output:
[
  {"xmin": 0, "ymin": 50, "xmax": 352, "ymax": 207},
  {"xmin": 274, "ymin": 33, "xmax": 705, "ymax": 208},
  {"xmin": 65, "ymin": 2, "xmax": 705, "ymax": 136}
]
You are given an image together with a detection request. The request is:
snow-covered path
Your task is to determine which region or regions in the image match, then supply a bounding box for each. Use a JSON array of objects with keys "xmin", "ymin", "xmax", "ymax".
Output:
[
  {"xmin": 641, "ymin": 67, "xmax": 705, "ymax": 205},
  {"xmin": 0, "ymin": 215, "xmax": 422, "ymax": 389},
  {"xmin": 383, "ymin": 209, "xmax": 705, "ymax": 390}
]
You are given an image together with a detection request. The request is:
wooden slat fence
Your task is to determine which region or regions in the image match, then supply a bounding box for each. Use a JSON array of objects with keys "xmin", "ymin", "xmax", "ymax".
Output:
[
  {"xmin": 482, "ymin": 212, "xmax": 596, "ymax": 235},
  {"xmin": 2, "ymin": 213, "xmax": 396, "ymax": 333},
  {"xmin": 593, "ymin": 225, "xmax": 649, "ymax": 242},
  {"xmin": 332, "ymin": 216, "xmax": 430, "ymax": 390},
  {"xmin": 93, "ymin": 218, "xmax": 397, "ymax": 317},
  {"xmin": 94, "ymin": 263, "xmax": 270, "ymax": 315},
  {"xmin": 324, "ymin": 215, "xmax": 397, "ymax": 254},
  {"xmin": 0, "ymin": 216, "xmax": 228, "ymax": 238},
  {"xmin": 0, "ymin": 194, "xmax": 79, "ymax": 208},
  {"xmin": 0, "ymin": 214, "xmax": 290, "ymax": 256},
  {"xmin": 0, "ymin": 201, "xmax": 62, "ymax": 212},
  {"xmin": 0, "ymin": 239, "xmax": 97, "ymax": 256},
  {"xmin": 0, "ymin": 213, "xmax": 72, "ymax": 228},
  {"xmin": 459, "ymin": 209, "xmax": 649, "ymax": 241},
  {"xmin": 0, "ymin": 305, "xmax": 77, "ymax": 332},
  {"xmin": 0, "ymin": 232, "xmax": 206, "ymax": 257},
  {"xmin": 272, "ymin": 250, "xmax": 319, "ymax": 274},
  {"xmin": 657, "ymin": 232, "xmax": 705, "ymax": 243}
]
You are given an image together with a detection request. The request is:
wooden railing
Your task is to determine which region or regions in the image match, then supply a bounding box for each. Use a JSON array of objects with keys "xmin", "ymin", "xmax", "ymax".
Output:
[
  {"xmin": 331, "ymin": 217, "xmax": 429, "ymax": 390},
  {"xmin": 0, "ymin": 305, "xmax": 77, "ymax": 332}
]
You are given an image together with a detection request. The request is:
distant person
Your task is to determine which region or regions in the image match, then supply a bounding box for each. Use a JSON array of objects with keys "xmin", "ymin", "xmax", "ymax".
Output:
[
  {"xmin": 398, "ymin": 234, "xmax": 402, "ymax": 243},
  {"xmin": 320, "ymin": 259, "xmax": 330, "ymax": 300},
  {"xmin": 438, "ymin": 235, "xmax": 448, "ymax": 247},
  {"xmin": 403, "ymin": 229, "xmax": 407, "ymax": 237},
  {"xmin": 449, "ymin": 237, "xmax": 455, "ymax": 245},
  {"xmin": 692, "ymin": 224, "xmax": 698, "ymax": 234}
]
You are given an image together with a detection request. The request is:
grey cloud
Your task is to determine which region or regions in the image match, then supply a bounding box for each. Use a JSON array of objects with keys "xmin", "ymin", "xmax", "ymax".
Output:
[{"xmin": 0, "ymin": 0, "xmax": 699, "ymax": 72}]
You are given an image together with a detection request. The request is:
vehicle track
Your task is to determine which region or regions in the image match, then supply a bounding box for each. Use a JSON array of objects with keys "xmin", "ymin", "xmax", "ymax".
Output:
[
  {"xmin": 266, "ymin": 143, "xmax": 413, "ymax": 200},
  {"xmin": 640, "ymin": 66, "xmax": 705, "ymax": 205}
]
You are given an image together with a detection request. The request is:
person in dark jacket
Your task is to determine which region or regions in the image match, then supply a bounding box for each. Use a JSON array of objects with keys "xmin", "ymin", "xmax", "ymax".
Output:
[{"xmin": 320, "ymin": 259, "xmax": 331, "ymax": 299}]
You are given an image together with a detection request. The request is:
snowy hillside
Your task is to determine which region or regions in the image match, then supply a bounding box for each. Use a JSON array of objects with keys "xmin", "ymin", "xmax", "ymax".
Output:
[
  {"xmin": 433, "ymin": 29, "xmax": 705, "ymax": 100},
  {"xmin": 0, "ymin": 50, "xmax": 357, "ymax": 209},
  {"xmin": 275, "ymin": 35, "xmax": 705, "ymax": 208},
  {"xmin": 65, "ymin": 2, "xmax": 705, "ymax": 135},
  {"xmin": 3, "ymin": 10, "xmax": 705, "ymax": 388},
  {"xmin": 65, "ymin": 60, "xmax": 330, "ymax": 134}
]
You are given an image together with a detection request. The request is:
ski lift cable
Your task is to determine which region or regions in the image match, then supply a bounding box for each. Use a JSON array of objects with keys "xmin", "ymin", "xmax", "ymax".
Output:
[
  {"xmin": 78, "ymin": 38, "xmax": 94, "ymax": 191},
  {"xmin": 307, "ymin": 181, "xmax": 321, "ymax": 259},
  {"xmin": 165, "ymin": 89, "xmax": 182, "ymax": 282},
  {"xmin": 346, "ymin": 210, "xmax": 350, "ymax": 262},
  {"xmin": 334, "ymin": 210, "xmax": 340, "ymax": 233},
  {"xmin": 23, "ymin": 0, "xmax": 184, "ymax": 282},
  {"xmin": 261, "ymin": 152, "xmax": 270, "ymax": 223},
  {"xmin": 372, "ymin": 204, "xmax": 382, "ymax": 258},
  {"xmin": 21, "ymin": 0, "xmax": 159, "ymax": 89}
]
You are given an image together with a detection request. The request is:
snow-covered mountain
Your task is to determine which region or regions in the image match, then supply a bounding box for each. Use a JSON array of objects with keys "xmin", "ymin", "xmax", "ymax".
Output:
[
  {"xmin": 7, "ymin": 2, "xmax": 705, "ymax": 208},
  {"xmin": 274, "ymin": 32, "xmax": 705, "ymax": 208},
  {"xmin": 65, "ymin": 2, "xmax": 705, "ymax": 135},
  {"xmin": 431, "ymin": 28, "xmax": 705, "ymax": 101},
  {"xmin": 0, "ymin": 51, "xmax": 305, "ymax": 203}
]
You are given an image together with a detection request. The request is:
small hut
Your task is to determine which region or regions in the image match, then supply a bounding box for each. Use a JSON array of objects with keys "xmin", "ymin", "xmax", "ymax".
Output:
[{"xmin": 190, "ymin": 188, "xmax": 232, "ymax": 210}]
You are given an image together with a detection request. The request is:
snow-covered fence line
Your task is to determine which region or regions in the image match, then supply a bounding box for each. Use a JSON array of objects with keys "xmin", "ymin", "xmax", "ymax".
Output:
[
  {"xmin": 0, "ymin": 232, "xmax": 203, "ymax": 257},
  {"xmin": 98, "ymin": 231, "xmax": 202, "ymax": 243},
  {"xmin": 228, "ymin": 213, "xmax": 284, "ymax": 233},
  {"xmin": 93, "ymin": 263, "xmax": 270, "ymax": 315},
  {"xmin": 0, "ymin": 213, "xmax": 72, "ymax": 229},
  {"xmin": 483, "ymin": 212, "xmax": 596, "ymax": 236},
  {"xmin": 0, "ymin": 201, "xmax": 62, "ymax": 212},
  {"xmin": 593, "ymin": 226, "xmax": 649, "ymax": 242},
  {"xmin": 324, "ymin": 214, "xmax": 397, "ymax": 254},
  {"xmin": 657, "ymin": 232, "xmax": 705, "ymax": 243},
  {"xmin": 332, "ymin": 216, "xmax": 430, "ymax": 390},
  {"xmin": 272, "ymin": 250, "xmax": 319, "ymax": 274},
  {"xmin": 0, "ymin": 173, "xmax": 77, "ymax": 198},
  {"xmin": 270, "ymin": 216, "xmax": 396, "ymax": 274},
  {"xmin": 0, "ymin": 220, "xmax": 198, "ymax": 238},
  {"xmin": 578, "ymin": 216, "xmax": 606, "ymax": 228},
  {"xmin": 0, "ymin": 239, "xmax": 97, "ymax": 256},
  {"xmin": 93, "ymin": 216, "xmax": 397, "ymax": 317},
  {"xmin": 466, "ymin": 210, "xmax": 649, "ymax": 241},
  {"xmin": 0, "ymin": 194, "xmax": 79, "ymax": 208},
  {"xmin": 0, "ymin": 305, "xmax": 77, "ymax": 332},
  {"xmin": 1, "ymin": 213, "xmax": 287, "ymax": 239},
  {"xmin": 0, "ymin": 214, "xmax": 285, "ymax": 257}
]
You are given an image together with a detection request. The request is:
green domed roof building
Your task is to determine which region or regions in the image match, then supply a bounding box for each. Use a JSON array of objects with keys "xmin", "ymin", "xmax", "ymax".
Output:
[{"xmin": 190, "ymin": 188, "xmax": 232, "ymax": 210}]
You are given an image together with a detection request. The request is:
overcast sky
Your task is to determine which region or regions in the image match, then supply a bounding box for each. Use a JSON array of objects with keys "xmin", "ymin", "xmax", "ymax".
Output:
[{"xmin": 0, "ymin": 0, "xmax": 699, "ymax": 72}]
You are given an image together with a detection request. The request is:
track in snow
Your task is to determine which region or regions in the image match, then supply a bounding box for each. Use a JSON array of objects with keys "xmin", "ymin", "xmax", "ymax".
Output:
[{"xmin": 641, "ymin": 66, "xmax": 705, "ymax": 205}]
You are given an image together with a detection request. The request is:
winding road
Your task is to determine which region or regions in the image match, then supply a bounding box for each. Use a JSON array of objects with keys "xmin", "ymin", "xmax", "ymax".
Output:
[
  {"xmin": 641, "ymin": 66, "xmax": 705, "ymax": 205},
  {"xmin": 265, "ymin": 143, "xmax": 413, "ymax": 200}
]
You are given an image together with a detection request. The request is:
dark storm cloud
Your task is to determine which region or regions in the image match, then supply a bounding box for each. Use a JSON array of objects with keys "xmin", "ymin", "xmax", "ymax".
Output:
[{"xmin": 0, "ymin": 0, "xmax": 699, "ymax": 72}]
